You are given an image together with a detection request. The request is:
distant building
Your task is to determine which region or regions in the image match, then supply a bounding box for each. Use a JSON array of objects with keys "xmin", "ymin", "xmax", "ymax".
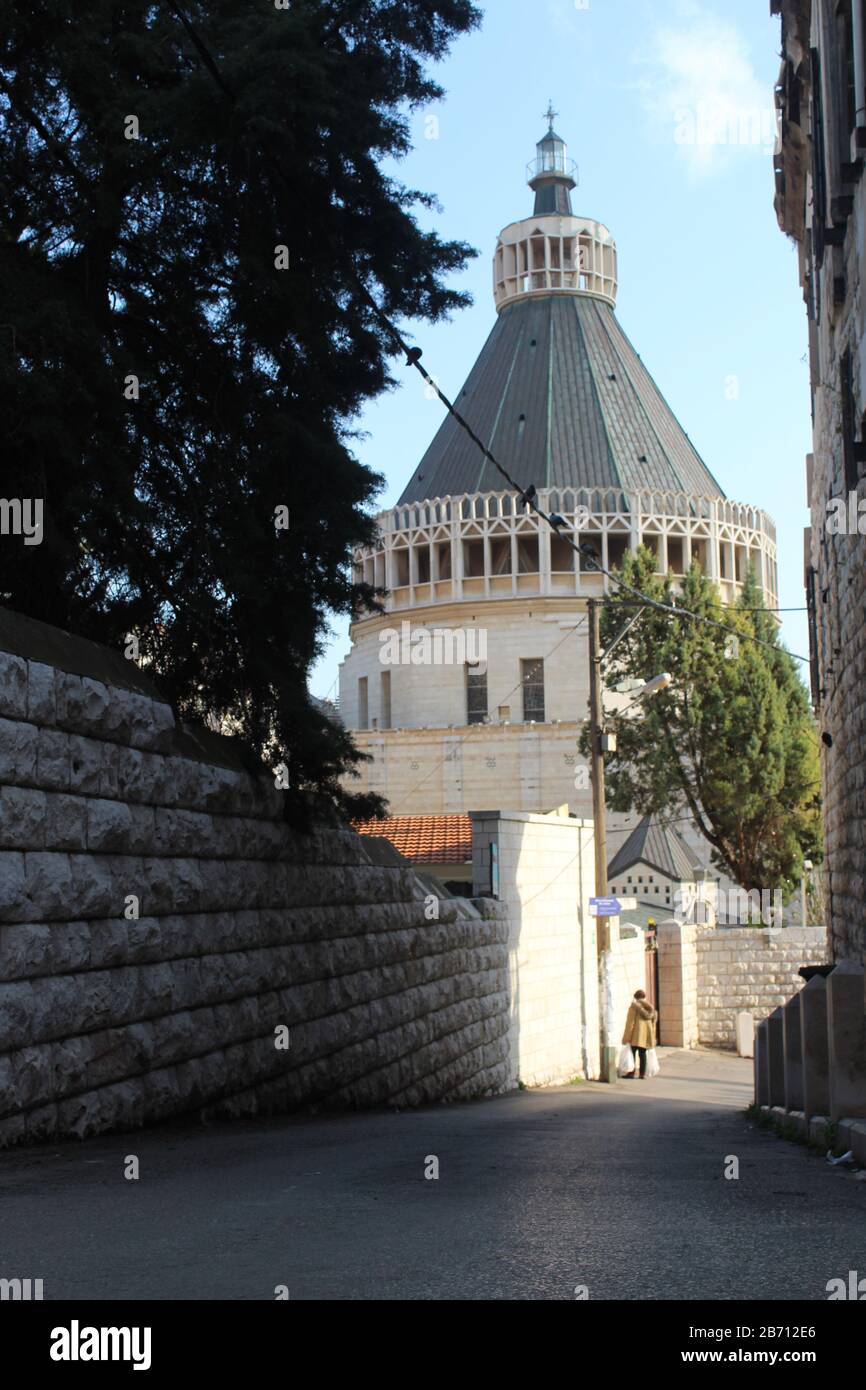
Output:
[
  {"xmin": 773, "ymin": 0, "xmax": 866, "ymax": 964},
  {"xmin": 607, "ymin": 813, "xmax": 715, "ymax": 918},
  {"xmin": 353, "ymin": 813, "xmax": 473, "ymax": 892}
]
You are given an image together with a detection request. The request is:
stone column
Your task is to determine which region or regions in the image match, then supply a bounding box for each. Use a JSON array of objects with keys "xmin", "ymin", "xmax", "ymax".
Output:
[
  {"xmin": 783, "ymin": 992, "xmax": 804, "ymax": 1112},
  {"xmin": 800, "ymin": 974, "xmax": 830, "ymax": 1119},
  {"xmin": 657, "ymin": 921, "xmax": 698, "ymax": 1049},
  {"xmin": 827, "ymin": 962, "xmax": 866, "ymax": 1121},
  {"xmin": 754, "ymin": 1018, "xmax": 770, "ymax": 1106},
  {"xmin": 767, "ymin": 1006, "xmax": 786, "ymax": 1108}
]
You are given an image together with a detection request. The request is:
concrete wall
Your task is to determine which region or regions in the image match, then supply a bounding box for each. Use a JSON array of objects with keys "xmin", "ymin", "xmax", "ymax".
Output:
[
  {"xmin": 695, "ymin": 927, "xmax": 827, "ymax": 1048},
  {"xmin": 0, "ymin": 613, "xmax": 511, "ymax": 1148},
  {"xmin": 351, "ymin": 719, "xmax": 592, "ymax": 819},
  {"xmin": 471, "ymin": 810, "xmax": 599, "ymax": 1086},
  {"xmin": 658, "ymin": 922, "xmax": 699, "ymax": 1049}
]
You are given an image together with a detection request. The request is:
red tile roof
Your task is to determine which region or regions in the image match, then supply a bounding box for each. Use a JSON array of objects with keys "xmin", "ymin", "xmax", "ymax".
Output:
[{"xmin": 353, "ymin": 814, "xmax": 473, "ymax": 866}]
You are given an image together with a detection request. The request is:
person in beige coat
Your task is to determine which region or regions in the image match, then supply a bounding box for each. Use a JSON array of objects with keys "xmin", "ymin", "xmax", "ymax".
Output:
[{"xmin": 622, "ymin": 990, "xmax": 657, "ymax": 1079}]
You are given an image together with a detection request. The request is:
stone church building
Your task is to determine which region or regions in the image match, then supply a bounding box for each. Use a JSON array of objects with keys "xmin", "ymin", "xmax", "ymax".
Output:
[{"xmin": 339, "ymin": 120, "xmax": 779, "ymax": 869}]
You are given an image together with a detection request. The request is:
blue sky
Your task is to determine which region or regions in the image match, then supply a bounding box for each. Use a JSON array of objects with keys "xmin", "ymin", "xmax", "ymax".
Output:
[{"xmin": 310, "ymin": 0, "xmax": 812, "ymax": 698}]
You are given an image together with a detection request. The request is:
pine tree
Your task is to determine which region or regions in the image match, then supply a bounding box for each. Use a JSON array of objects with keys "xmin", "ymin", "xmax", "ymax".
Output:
[
  {"xmin": 584, "ymin": 549, "xmax": 822, "ymax": 897},
  {"xmin": 0, "ymin": 0, "xmax": 480, "ymax": 818}
]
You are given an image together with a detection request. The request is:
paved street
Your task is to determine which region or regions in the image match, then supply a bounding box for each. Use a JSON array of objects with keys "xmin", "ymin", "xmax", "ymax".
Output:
[{"xmin": 2, "ymin": 1049, "xmax": 865, "ymax": 1301}]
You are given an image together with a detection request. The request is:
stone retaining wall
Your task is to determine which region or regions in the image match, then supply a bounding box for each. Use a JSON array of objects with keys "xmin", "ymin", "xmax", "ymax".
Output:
[
  {"xmin": 695, "ymin": 926, "xmax": 827, "ymax": 1048},
  {"xmin": 0, "ymin": 612, "xmax": 511, "ymax": 1148}
]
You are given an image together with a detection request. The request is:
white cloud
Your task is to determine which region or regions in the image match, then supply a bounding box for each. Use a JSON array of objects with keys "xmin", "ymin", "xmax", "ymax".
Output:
[
  {"xmin": 547, "ymin": 0, "xmax": 592, "ymax": 43},
  {"xmin": 633, "ymin": 6, "xmax": 778, "ymax": 178}
]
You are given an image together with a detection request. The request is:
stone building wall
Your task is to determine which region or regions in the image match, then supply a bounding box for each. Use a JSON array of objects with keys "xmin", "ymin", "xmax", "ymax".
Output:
[
  {"xmin": 694, "ymin": 926, "xmax": 827, "ymax": 1048},
  {"xmin": 775, "ymin": 0, "xmax": 866, "ymax": 965},
  {"xmin": 0, "ymin": 611, "xmax": 511, "ymax": 1149}
]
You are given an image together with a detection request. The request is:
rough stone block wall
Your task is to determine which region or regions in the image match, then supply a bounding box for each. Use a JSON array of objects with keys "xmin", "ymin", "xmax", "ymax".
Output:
[
  {"xmin": 779, "ymin": 0, "xmax": 866, "ymax": 969},
  {"xmin": 0, "ymin": 613, "xmax": 511, "ymax": 1148},
  {"xmin": 695, "ymin": 927, "xmax": 827, "ymax": 1048}
]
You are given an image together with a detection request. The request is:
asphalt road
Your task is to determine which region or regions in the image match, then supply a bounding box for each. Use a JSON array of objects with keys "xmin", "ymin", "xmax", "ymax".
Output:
[{"xmin": 2, "ymin": 1048, "xmax": 865, "ymax": 1300}]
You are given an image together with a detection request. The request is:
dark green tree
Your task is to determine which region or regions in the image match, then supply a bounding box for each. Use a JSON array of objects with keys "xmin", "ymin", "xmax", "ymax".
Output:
[
  {"xmin": 0, "ymin": 0, "xmax": 480, "ymax": 817},
  {"xmin": 582, "ymin": 550, "xmax": 822, "ymax": 896}
]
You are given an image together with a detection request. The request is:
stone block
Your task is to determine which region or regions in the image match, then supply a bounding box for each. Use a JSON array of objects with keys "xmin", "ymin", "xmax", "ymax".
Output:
[
  {"xmin": 827, "ymin": 962, "xmax": 866, "ymax": 1121},
  {"xmin": 24, "ymin": 851, "xmax": 74, "ymax": 920},
  {"xmin": 35, "ymin": 728, "xmax": 70, "ymax": 791},
  {"xmin": 0, "ymin": 852, "xmax": 27, "ymax": 920},
  {"xmin": 736, "ymin": 1011, "xmax": 755, "ymax": 1057},
  {"xmin": 78, "ymin": 676, "xmax": 111, "ymax": 730},
  {"xmin": 0, "ymin": 652, "xmax": 27, "ymax": 719},
  {"xmin": 783, "ymin": 992, "xmax": 804, "ymax": 1111},
  {"xmin": 844, "ymin": 1119, "xmax": 866, "ymax": 1165},
  {"xmin": 97, "ymin": 743, "xmax": 120, "ymax": 800},
  {"xmin": 54, "ymin": 671, "xmax": 85, "ymax": 727},
  {"xmin": 68, "ymin": 854, "xmax": 117, "ymax": 919},
  {"xmin": 26, "ymin": 662, "xmax": 56, "ymax": 723},
  {"xmin": 0, "ymin": 786, "xmax": 47, "ymax": 850},
  {"xmin": 754, "ymin": 1018, "xmax": 769, "ymax": 1105},
  {"xmin": 68, "ymin": 735, "xmax": 103, "ymax": 795},
  {"xmin": 800, "ymin": 974, "xmax": 830, "ymax": 1119},
  {"xmin": 808, "ymin": 1113, "xmax": 831, "ymax": 1148},
  {"xmin": 0, "ymin": 717, "xmax": 37, "ymax": 784},
  {"xmin": 86, "ymin": 798, "xmax": 133, "ymax": 853},
  {"xmin": 45, "ymin": 794, "xmax": 87, "ymax": 852},
  {"xmin": 767, "ymin": 1006, "xmax": 786, "ymax": 1107}
]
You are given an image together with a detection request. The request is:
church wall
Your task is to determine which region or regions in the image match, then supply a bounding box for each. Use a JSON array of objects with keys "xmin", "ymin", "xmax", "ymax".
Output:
[
  {"xmin": 350, "ymin": 722, "xmax": 593, "ymax": 819},
  {"xmin": 339, "ymin": 601, "xmax": 590, "ymax": 735},
  {"xmin": 777, "ymin": 0, "xmax": 866, "ymax": 966}
]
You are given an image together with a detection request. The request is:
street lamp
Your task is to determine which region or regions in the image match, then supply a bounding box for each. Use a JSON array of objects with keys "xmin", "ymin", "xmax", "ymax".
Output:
[{"xmin": 587, "ymin": 597, "xmax": 672, "ymax": 1083}]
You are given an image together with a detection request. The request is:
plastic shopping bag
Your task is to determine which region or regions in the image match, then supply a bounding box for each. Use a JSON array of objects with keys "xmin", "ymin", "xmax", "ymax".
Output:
[
  {"xmin": 617, "ymin": 1045, "xmax": 635, "ymax": 1077},
  {"xmin": 645, "ymin": 1047, "xmax": 660, "ymax": 1078}
]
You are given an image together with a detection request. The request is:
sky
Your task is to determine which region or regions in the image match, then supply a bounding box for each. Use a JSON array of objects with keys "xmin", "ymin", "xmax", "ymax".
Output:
[{"xmin": 309, "ymin": 0, "xmax": 812, "ymax": 699}]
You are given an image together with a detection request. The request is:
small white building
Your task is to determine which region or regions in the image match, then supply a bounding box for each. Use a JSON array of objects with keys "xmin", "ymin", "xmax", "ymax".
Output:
[{"xmin": 607, "ymin": 813, "xmax": 718, "ymax": 920}]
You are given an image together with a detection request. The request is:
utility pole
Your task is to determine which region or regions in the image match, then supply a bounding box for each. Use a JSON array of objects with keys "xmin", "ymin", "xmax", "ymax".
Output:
[{"xmin": 588, "ymin": 598, "xmax": 616, "ymax": 1083}]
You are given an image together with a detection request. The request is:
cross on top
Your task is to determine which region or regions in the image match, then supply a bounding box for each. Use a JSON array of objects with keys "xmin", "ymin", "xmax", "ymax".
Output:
[{"xmin": 544, "ymin": 101, "xmax": 558, "ymax": 131}]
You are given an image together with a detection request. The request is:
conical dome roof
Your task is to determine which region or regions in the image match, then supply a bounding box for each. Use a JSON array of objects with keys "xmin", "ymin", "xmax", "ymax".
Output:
[{"xmin": 398, "ymin": 292, "xmax": 725, "ymax": 506}]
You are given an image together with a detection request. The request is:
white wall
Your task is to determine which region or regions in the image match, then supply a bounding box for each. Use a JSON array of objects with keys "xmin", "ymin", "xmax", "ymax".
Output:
[
  {"xmin": 695, "ymin": 926, "xmax": 828, "ymax": 1047},
  {"xmin": 471, "ymin": 810, "xmax": 600, "ymax": 1086}
]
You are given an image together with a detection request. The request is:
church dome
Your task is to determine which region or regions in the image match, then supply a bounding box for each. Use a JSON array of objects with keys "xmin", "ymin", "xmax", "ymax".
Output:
[
  {"xmin": 397, "ymin": 292, "xmax": 725, "ymax": 506},
  {"xmin": 399, "ymin": 116, "xmax": 723, "ymax": 507},
  {"xmin": 337, "ymin": 119, "xmax": 778, "ymax": 819}
]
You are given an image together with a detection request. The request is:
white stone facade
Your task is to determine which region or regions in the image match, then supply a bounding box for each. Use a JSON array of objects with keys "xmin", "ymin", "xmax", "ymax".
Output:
[{"xmin": 340, "ymin": 488, "xmax": 779, "ymax": 815}]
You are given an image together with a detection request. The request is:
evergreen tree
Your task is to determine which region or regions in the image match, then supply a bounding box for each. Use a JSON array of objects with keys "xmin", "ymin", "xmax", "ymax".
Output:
[
  {"xmin": 584, "ymin": 549, "xmax": 822, "ymax": 897},
  {"xmin": 0, "ymin": 0, "xmax": 480, "ymax": 817}
]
